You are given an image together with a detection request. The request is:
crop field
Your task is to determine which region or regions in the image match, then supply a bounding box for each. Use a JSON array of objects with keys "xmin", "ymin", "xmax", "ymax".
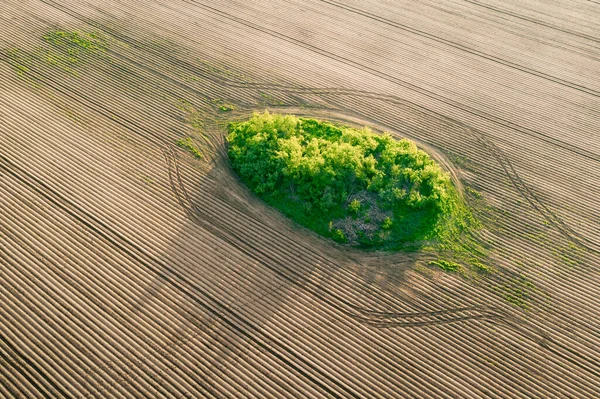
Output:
[{"xmin": 0, "ymin": 0, "xmax": 599, "ymax": 397}]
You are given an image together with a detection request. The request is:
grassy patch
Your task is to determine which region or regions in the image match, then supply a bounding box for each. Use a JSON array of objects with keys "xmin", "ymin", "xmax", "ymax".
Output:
[
  {"xmin": 41, "ymin": 30, "xmax": 108, "ymax": 75},
  {"xmin": 227, "ymin": 111, "xmax": 469, "ymax": 250},
  {"xmin": 210, "ymin": 98, "xmax": 236, "ymax": 112},
  {"xmin": 497, "ymin": 274, "xmax": 536, "ymax": 310},
  {"xmin": 258, "ymin": 91, "xmax": 284, "ymax": 106},
  {"xmin": 219, "ymin": 104, "xmax": 235, "ymax": 112},
  {"xmin": 176, "ymin": 137, "xmax": 203, "ymax": 159},
  {"xmin": 176, "ymin": 99, "xmax": 203, "ymax": 131},
  {"xmin": 429, "ymin": 259, "xmax": 461, "ymax": 272},
  {"xmin": 6, "ymin": 30, "xmax": 108, "ymax": 79}
]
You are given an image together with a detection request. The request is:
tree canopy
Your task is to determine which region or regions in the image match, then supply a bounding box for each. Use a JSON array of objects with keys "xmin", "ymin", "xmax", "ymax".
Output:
[{"xmin": 227, "ymin": 111, "xmax": 458, "ymax": 248}]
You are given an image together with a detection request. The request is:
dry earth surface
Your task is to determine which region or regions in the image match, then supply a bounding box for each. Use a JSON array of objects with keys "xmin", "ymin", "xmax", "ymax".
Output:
[{"xmin": 1, "ymin": 0, "xmax": 600, "ymax": 397}]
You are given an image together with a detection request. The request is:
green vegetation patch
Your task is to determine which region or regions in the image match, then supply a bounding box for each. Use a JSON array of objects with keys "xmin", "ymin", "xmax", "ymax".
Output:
[
  {"xmin": 176, "ymin": 137, "xmax": 203, "ymax": 159},
  {"xmin": 429, "ymin": 259, "xmax": 461, "ymax": 272},
  {"xmin": 41, "ymin": 30, "xmax": 108, "ymax": 74},
  {"xmin": 5, "ymin": 30, "xmax": 108, "ymax": 79},
  {"xmin": 227, "ymin": 112, "xmax": 465, "ymax": 249}
]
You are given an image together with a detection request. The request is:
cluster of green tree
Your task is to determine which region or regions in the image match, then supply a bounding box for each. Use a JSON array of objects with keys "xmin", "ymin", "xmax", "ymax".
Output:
[{"xmin": 227, "ymin": 111, "xmax": 458, "ymax": 248}]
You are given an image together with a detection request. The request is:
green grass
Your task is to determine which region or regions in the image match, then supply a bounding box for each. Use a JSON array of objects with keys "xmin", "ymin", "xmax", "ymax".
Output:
[
  {"xmin": 497, "ymin": 274, "xmax": 536, "ymax": 310},
  {"xmin": 176, "ymin": 137, "xmax": 203, "ymax": 159},
  {"xmin": 41, "ymin": 30, "xmax": 108, "ymax": 74},
  {"xmin": 258, "ymin": 91, "xmax": 284, "ymax": 106},
  {"xmin": 6, "ymin": 30, "xmax": 108, "ymax": 79},
  {"xmin": 227, "ymin": 111, "xmax": 469, "ymax": 249},
  {"xmin": 429, "ymin": 259, "xmax": 462, "ymax": 272},
  {"xmin": 219, "ymin": 104, "xmax": 235, "ymax": 112}
]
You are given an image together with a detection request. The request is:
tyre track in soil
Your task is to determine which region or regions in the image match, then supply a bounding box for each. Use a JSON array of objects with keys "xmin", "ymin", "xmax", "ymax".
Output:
[
  {"xmin": 163, "ymin": 112, "xmax": 600, "ymax": 391},
  {"xmin": 123, "ymin": 0, "xmax": 600, "ymax": 382},
  {"xmin": 0, "ymin": 50, "xmax": 544, "ymax": 399},
  {"xmin": 167, "ymin": 143, "xmax": 504, "ymax": 327},
  {"xmin": 0, "ymin": 60, "xmax": 499, "ymax": 335},
  {"xmin": 169, "ymin": 144, "xmax": 600, "ymax": 380},
  {"xmin": 0, "ymin": 62, "xmax": 588, "ymax": 396},
  {"xmin": 1, "ymin": 61, "xmax": 426, "ymax": 396},
  {"xmin": 0, "ymin": 79, "xmax": 346, "ymax": 396}
]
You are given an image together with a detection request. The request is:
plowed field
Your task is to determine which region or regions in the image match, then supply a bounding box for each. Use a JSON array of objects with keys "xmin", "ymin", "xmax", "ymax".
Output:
[{"xmin": 1, "ymin": 0, "xmax": 599, "ymax": 397}]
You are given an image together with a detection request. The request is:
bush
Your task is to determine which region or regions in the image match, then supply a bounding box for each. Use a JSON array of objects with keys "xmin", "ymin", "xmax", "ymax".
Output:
[
  {"xmin": 227, "ymin": 111, "xmax": 459, "ymax": 247},
  {"xmin": 348, "ymin": 199, "xmax": 361, "ymax": 213},
  {"xmin": 382, "ymin": 217, "xmax": 393, "ymax": 230}
]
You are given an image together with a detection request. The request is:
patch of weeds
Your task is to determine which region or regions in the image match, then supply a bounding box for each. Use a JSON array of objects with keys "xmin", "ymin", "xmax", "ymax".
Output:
[
  {"xmin": 496, "ymin": 273, "xmax": 536, "ymax": 310},
  {"xmin": 4, "ymin": 48, "xmax": 33, "ymax": 78},
  {"xmin": 553, "ymin": 242, "xmax": 586, "ymax": 268},
  {"xmin": 175, "ymin": 99, "xmax": 203, "ymax": 131},
  {"xmin": 258, "ymin": 91, "xmax": 284, "ymax": 106},
  {"xmin": 450, "ymin": 153, "xmax": 476, "ymax": 173},
  {"xmin": 43, "ymin": 30, "xmax": 107, "ymax": 52},
  {"xmin": 40, "ymin": 30, "xmax": 108, "ymax": 74},
  {"xmin": 176, "ymin": 137, "xmax": 203, "ymax": 159},
  {"xmin": 210, "ymin": 98, "xmax": 235, "ymax": 112},
  {"xmin": 219, "ymin": 103, "xmax": 235, "ymax": 112},
  {"xmin": 429, "ymin": 259, "xmax": 461, "ymax": 272},
  {"xmin": 465, "ymin": 186, "xmax": 482, "ymax": 199},
  {"xmin": 468, "ymin": 258, "xmax": 495, "ymax": 273},
  {"xmin": 6, "ymin": 30, "xmax": 108, "ymax": 80}
]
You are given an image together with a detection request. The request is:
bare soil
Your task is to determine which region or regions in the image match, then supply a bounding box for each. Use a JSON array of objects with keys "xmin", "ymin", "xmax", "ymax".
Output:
[{"xmin": 1, "ymin": 0, "xmax": 599, "ymax": 397}]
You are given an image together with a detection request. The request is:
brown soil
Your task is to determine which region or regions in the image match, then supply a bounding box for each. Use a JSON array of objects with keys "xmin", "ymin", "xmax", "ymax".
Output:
[{"xmin": 0, "ymin": 0, "xmax": 599, "ymax": 397}]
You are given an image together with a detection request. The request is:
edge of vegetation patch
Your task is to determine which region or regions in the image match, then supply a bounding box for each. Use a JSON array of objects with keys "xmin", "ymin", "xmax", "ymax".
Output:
[{"xmin": 227, "ymin": 111, "xmax": 474, "ymax": 251}]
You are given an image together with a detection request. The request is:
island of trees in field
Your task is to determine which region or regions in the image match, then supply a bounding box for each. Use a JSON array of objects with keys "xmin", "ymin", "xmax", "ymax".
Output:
[{"xmin": 227, "ymin": 111, "xmax": 462, "ymax": 249}]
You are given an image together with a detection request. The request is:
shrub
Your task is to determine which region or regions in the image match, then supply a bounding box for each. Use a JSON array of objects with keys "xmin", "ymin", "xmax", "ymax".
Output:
[
  {"xmin": 382, "ymin": 217, "xmax": 393, "ymax": 230},
  {"xmin": 348, "ymin": 199, "xmax": 361, "ymax": 213}
]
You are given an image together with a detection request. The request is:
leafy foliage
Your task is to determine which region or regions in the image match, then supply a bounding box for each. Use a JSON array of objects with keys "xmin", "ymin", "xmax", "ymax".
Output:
[
  {"xmin": 429, "ymin": 259, "xmax": 461, "ymax": 272},
  {"xmin": 227, "ymin": 111, "xmax": 462, "ymax": 248}
]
